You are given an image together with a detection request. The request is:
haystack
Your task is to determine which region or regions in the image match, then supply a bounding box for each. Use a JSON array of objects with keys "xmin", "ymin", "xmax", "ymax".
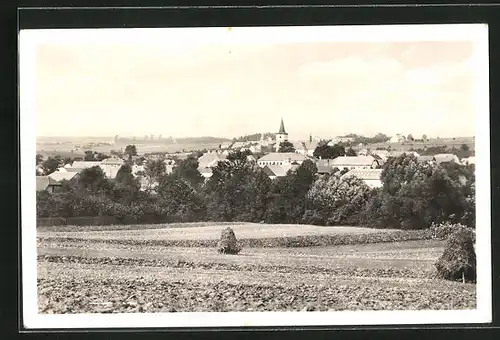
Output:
[
  {"xmin": 217, "ymin": 227, "xmax": 241, "ymax": 255},
  {"xmin": 435, "ymin": 228, "xmax": 476, "ymax": 283}
]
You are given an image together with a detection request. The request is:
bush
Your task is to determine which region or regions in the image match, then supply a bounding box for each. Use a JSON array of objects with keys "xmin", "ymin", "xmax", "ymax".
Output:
[
  {"xmin": 430, "ymin": 221, "xmax": 476, "ymax": 242},
  {"xmin": 435, "ymin": 228, "xmax": 476, "ymax": 283},
  {"xmin": 217, "ymin": 227, "xmax": 241, "ymax": 254}
]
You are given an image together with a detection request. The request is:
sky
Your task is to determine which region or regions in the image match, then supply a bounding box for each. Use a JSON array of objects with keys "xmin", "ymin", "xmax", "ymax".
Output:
[{"xmin": 32, "ymin": 26, "xmax": 485, "ymax": 140}]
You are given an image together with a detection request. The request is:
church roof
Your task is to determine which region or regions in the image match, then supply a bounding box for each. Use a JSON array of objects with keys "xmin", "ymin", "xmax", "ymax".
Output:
[{"xmin": 278, "ymin": 118, "xmax": 287, "ymax": 134}]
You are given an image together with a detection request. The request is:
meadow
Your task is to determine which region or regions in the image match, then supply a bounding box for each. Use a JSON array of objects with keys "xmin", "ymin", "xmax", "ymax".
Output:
[{"xmin": 37, "ymin": 223, "xmax": 476, "ymax": 313}]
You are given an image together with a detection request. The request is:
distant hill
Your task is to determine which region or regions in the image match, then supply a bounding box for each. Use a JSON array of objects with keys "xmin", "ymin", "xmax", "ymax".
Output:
[
  {"xmin": 232, "ymin": 132, "xmax": 274, "ymax": 142},
  {"xmin": 115, "ymin": 136, "xmax": 231, "ymax": 145}
]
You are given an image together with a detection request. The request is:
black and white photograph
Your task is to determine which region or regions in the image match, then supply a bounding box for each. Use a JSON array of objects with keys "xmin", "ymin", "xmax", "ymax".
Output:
[{"xmin": 19, "ymin": 23, "xmax": 491, "ymax": 329}]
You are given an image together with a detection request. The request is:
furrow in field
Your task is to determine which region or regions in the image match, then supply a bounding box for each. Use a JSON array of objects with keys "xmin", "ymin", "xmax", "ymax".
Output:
[{"xmin": 37, "ymin": 265, "xmax": 477, "ymax": 314}]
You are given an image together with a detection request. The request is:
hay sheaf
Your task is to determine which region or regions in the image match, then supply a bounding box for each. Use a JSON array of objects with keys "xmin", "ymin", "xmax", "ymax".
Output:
[
  {"xmin": 435, "ymin": 228, "xmax": 476, "ymax": 283},
  {"xmin": 217, "ymin": 227, "xmax": 242, "ymax": 255}
]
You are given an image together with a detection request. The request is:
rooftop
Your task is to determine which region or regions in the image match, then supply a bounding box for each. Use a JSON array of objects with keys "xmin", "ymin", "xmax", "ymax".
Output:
[
  {"xmin": 36, "ymin": 176, "xmax": 60, "ymax": 191},
  {"xmin": 258, "ymin": 152, "xmax": 309, "ymax": 162},
  {"xmin": 262, "ymin": 164, "xmax": 289, "ymax": 177},
  {"xmin": 278, "ymin": 118, "xmax": 287, "ymax": 134},
  {"xmin": 330, "ymin": 155, "xmax": 377, "ymax": 166},
  {"xmin": 71, "ymin": 161, "xmax": 102, "ymax": 169},
  {"xmin": 341, "ymin": 169, "xmax": 383, "ymax": 180},
  {"xmin": 48, "ymin": 172, "xmax": 79, "ymax": 182}
]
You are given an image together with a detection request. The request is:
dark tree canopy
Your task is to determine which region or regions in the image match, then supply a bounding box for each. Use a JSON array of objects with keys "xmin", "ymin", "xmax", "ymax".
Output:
[
  {"xmin": 313, "ymin": 143, "xmax": 345, "ymax": 159},
  {"xmin": 278, "ymin": 141, "xmax": 296, "ymax": 153},
  {"xmin": 144, "ymin": 159, "xmax": 167, "ymax": 183},
  {"xmin": 172, "ymin": 156, "xmax": 204, "ymax": 189},
  {"xmin": 125, "ymin": 145, "xmax": 138, "ymax": 160},
  {"xmin": 84, "ymin": 150, "xmax": 96, "ymax": 161},
  {"xmin": 346, "ymin": 147, "xmax": 357, "ymax": 156},
  {"xmin": 42, "ymin": 156, "xmax": 61, "ymax": 175}
]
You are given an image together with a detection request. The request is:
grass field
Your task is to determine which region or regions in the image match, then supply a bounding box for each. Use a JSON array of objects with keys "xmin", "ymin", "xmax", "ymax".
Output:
[{"xmin": 37, "ymin": 223, "xmax": 476, "ymax": 313}]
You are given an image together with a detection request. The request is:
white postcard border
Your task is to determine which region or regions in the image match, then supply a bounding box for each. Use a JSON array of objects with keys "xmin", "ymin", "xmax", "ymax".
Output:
[{"xmin": 20, "ymin": 24, "xmax": 491, "ymax": 329}]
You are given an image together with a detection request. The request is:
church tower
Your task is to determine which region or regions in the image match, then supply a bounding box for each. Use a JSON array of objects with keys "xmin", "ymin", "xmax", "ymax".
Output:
[{"xmin": 275, "ymin": 117, "xmax": 289, "ymax": 151}]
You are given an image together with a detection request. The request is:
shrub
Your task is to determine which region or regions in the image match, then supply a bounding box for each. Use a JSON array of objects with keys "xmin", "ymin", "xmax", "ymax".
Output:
[
  {"xmin": 217, "ymin": 227, "xmax": 241, "ymax": 254},
  {"xmin": 435, "ymin": 228, "xmax": 476, "ymax": 283},
  {"xmin": 430, "ymin": 221, "xmax": 476, "ymax": 242}
]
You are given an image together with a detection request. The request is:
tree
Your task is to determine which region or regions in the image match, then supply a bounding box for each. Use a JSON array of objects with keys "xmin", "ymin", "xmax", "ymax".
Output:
[
  {"xmin": 171, "ymin": 156, "xmax": 204, "ymax": 189},
  {"xmin": 422, "ymin": 134, "xmax": 428, "ymax": 141},
  {"xmin": 144, "ymin": 159, "xmax": 166, "ymax": 191},
  {"xmin": 115, "ymin": 163, "xmax": 136, "ymax": 185},
  {"xmin": 305, "ymin": 174, "xmax": 372, "ymax": 225},
  {"xmin": 407, "ymin": 134, "xmax": 414, "ymax": 141},
  {"xmin": 77, "ymin": 166, "xmax": 111, "ymax": 194},
  {"xmin": 346, "ymin": 147, "xmax": 357, "ymax": 156},
  {"xmin": 278, "ymin": 141, "xmax": 296, "ymax": 153},
  {"xmin": 124, "ymin": 145, "xmax": 138, "ymax": 161},
  {"xmin": 313, "ymin": 143, "xmax": 345, "ymax": 159},
  {"xmin": 42, "ymin": 157, "xmax": 61, "ymax": 175},
  {"xmin": 36, "ymin": 154, "xmax": 44, "ymax": 165},
  {"xmin": 460, "ymin": 144, "xmax": 470, "ymax": 152},
  {"xmin": 157, "ymin": 174, "xmax": 206, "ymax": 220},
  {"xmin": 135, "ymin": 156, "xmax": 146, "ymax": 165},
  {"xmin": 205, "ymin": 151, "xmax": 272, "ymax": 222},
  {"xmin": 264, "ymin": 160, "xmax": 317, "ymax": 224},
  {"xmin": 95, "ymin": 153, "xmax": 109, "ymax": 161},
  {"xmin": 362, "ymin": 153, "xmax": 475, "ymax": 230},
  {"xmin": 84, "ymin": 150, "xmax": 96, "ymax": 161}
]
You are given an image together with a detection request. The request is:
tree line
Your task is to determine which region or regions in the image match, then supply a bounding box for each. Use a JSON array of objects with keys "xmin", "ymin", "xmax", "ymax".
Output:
[{"xmin": 37, "ymin": 150, "xmax": 475, "ymax": 230}]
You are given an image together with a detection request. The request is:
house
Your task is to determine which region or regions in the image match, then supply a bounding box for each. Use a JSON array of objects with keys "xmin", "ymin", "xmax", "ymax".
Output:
[
  {"xmin": 48, "ymin": 171, "xmax": 79, "ymax": 182},
  {"xmin": 164, "ymin": 158, "xmax": 176, "ymax": 166},
  {"xmin": 293, "ymin": 141, "xmax": 307, "ymax": 155},
  {"xmin": 341, "ymin": 169, "xmax": 383, "ymax": 188},
  {"xmin": 198, "ymin": 167, "xmax": 213, "ymax": 179},
  {"xmin": 302, "ymin": 140, "xmax": 319, "ymax": 157},
  {"xmin": 70, "ymin": 161, "xmax": 102, "ymax": 171},
  {"xmin": 330, "ymin": 155, "xmax": 380, "ymax": 171},
  {"xmin": 389, "ymin": 134, "xmax": 406, "ymax": 143},
  {"xmin": 328, "ymin": 137, "xmax": 354, "ymax": 145},
  {"xmin": 219, "ymin": 142, "xmax": 232, "ymax": 150},
  {"xmin": 461, "ymin": 156, "xmax": 476, "ymax": 165},
  {"xmin": 197, "ymin": 151, "xmax": 227, "ymax": 169},
  {"xmin": 262, "ymin": 164, "xmax": 291, "ymax": 180},
  {"xmin": 358, "ymin": 148, "xmax": 369, "ymax": 156},
  {"xmin": 131, "ymin": 164, "xmax": 145, "ymax": 176},
  {"xmin": 248, "ymin": 144, "xmax": 262, "ymax": 154},
  {"xmin": 246, "ymin": 155, "xmax": 257, "ymax": 163},
  {"xmin": 316, "ymin": 159, "xmax": 334, "ymax": 175},
  {"xmin": 36, "ymin": 176, "xmax": 61, "ymax": 193},
  {"xmin": 372, "ymin": 150, "xmax": 390, "ymax": 161},
  {"xmin": 434, "ymin": 153, "xmax": 460, "ymax": 165},
  {"xmin": 257, "ymin": 152, "xmax": 309, "ymax": 167},
  {"xmin": 139, "ymin": 177, "xmax": 159, "ymax": 192},
  {"xmin": 101, "ymin": 157, "xmax": 124, "ymax": 166},
  {"xmin": 388, "ymin": 150, "xmax": 420, "ymax": 158},
  {"xmin": 231, "ymin": 142, "xmax": 246, "ymax": 150},
  {"xmin": 417, "ymin": 155, "xmax": 435, "ymax": 164},
  {"xmin": 99, "ymin": 157, "xmax": 125, "ymax": 179}
]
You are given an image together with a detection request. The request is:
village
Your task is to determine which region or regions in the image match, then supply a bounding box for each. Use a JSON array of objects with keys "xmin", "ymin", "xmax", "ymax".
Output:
[{"xmin": 36, "ymin": 118, "xmax": 476, "ymax": 193}]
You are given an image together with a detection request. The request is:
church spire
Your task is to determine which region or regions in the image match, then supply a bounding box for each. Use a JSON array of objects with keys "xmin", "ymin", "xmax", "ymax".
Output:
[{"xmin": 278, "ymin": 117, "xmax": 286, "ymax": 134}]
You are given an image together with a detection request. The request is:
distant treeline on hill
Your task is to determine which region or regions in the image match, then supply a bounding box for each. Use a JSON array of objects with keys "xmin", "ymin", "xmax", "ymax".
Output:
[
  {"xmin": 341, "ymin": 133, "xmax": 391, "ymax": 145},
  {"xmin": 116, "ymin": 136, "xmax": 231, "ymax": 144},
  {"xmin": 232, "ymin": 133, "xmax": 275, "ymax": 143}
]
